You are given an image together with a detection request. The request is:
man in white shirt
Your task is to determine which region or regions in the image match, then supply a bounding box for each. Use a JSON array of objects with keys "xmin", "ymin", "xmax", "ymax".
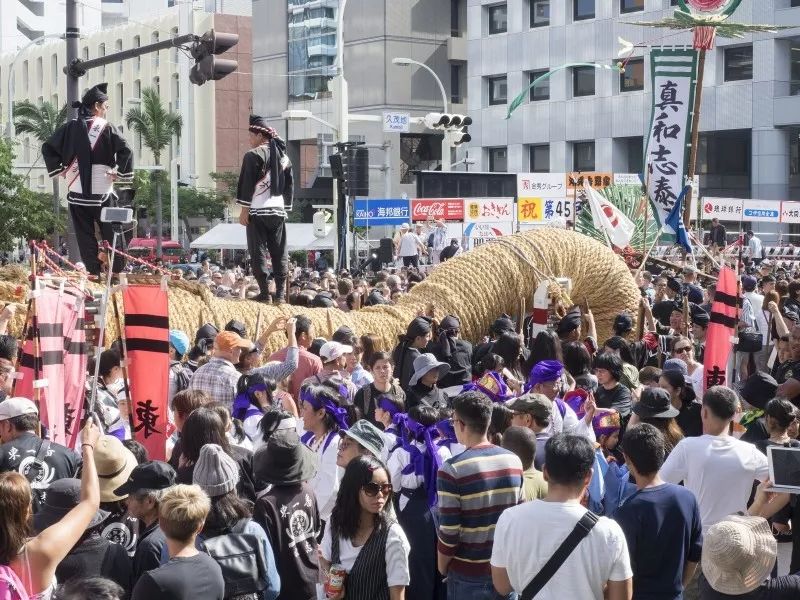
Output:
[
  {"xmin": 491, "ymin": 434, "xmax": 633, "ymax": 600},
  {"xmin": 740, "ymin": 275, "xmax": 768, "ymax": 373},
  {"xmin": 746, "ymin": 230, "xmax": 763, "ymax": 264},
  {"xmin": 394, "ymin": 223, "xmax": 426, "ymax": 268},
  {"xmin": 660, "ymin": 385, "xmax": 768, "ymax": 600}
]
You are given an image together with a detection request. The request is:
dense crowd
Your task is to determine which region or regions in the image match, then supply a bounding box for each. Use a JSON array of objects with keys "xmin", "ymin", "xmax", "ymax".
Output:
[{"xmin": 4, "ymin": 251, "xmax": 800, "ymax": 600}]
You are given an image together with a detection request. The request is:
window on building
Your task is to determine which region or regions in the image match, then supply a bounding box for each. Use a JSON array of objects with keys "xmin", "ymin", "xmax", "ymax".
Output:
[
  {"xmin": 134, "ymin": 35, "xmax": 141, "ymax": 70},
  {"xmin": 620, "ymin": 0, "xmax": 644, "ymax": 13},
  {"xmin": 22, "ymin": 61, "xmax": 28, "ymax": 93},
  {"xmin": 724, "ymin": 46, "xmax": 753, "ymax": 81},
  {"xmin": 98, "ymin": 43, "xmax": 106, "ymax": 76},
  {"xmin": 51, "ymin": 94, "xmax": 58, "ymax": 109},
  {"xmin": 625, "ymin": 136, "xmax": 643, "ymax": 173},
  {"xmin": 529, "ymin": 69, "xmax": 549, "ymax": 101},
  {"xmin": 574, "ymin": 0, "xmax": 594, "ymax": 20},
  {"xmin": 488, "ymin": 4, "xmax": 507, "ymax": 34},
  {"xmin": 451, "ymin": 64, "xmax": 462, "ymax": 104},
  {"xmin": 530, "ymin": 144, "xmax": 550, "ymax": 172},
  {"xmin": 620, "ymin": 57, "xmax": 644, "ymax": 92},
  {"xmin": 451, "ymin": 0, "xmax": 461, "ymax": 36},
  {"xmin": 172, "ymin": 73, "xmax": 180, "ymax": 110},
  {"xmin": 35, "ymin": 57, "xmax": 42, "ymax": 90},
  {"xmin": 116, "ymin": 83, "xmax": 123, "ymax": 118},
  {"xmin": 530, "ymin": 0, "xmax": 549, "ymax": 27},
  {"xmin": 489, "ymin": 147, "xmax": 508, "ymax": 172},
  {"xmin": 116, "ymin": 39, "xmax": 123, "ymax": 74},
  {"xmin": 134, "ymin": 79, "xmax": 141, "ymax": 98},
  {"xmin": 151, "ymin": 33, "xmax": 159, "ymax": 67},
  {"xmin": 51, "ymin": 54, "xmax": 58, "ymax": 86},
  {"xmin": 82, "ymin": 47, "xmax": 88, "ymax": 60},
  {"xmin": 171, "ymin": 27, "xmax": 179, "ymax": 62},
  {"xmin": 793, "ymin": 0, "xmax": 800, "ymax": 6},
  {"xmin": 792, "ymin": 43, "xmax": 800, "ymax": 95},
  {"xmin": 573, "ymin": 66, "xmax": 595, "ymax": 97},
  {"xmin": 488, "ymin": 75, "xmax": 508, "ymax": 105},
  {"xmin": 153, "ymin": 76, "xmax": 160, "ymax": 95},
  {"xmin": 573, "ymin": 141, "xmax": 595, "ymax": 171}
]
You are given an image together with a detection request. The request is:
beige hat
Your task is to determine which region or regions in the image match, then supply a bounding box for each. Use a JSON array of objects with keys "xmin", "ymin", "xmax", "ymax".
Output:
[
  {"xmin": 701, "ymin": 514, "xmax": 776, "ymax": 595},
  {"xmin": 94, "ymin": 435, "xmax": 138, "ymax": 502}
]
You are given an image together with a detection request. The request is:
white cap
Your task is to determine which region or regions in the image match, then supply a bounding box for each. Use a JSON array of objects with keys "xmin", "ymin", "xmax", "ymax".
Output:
[
  {"xmin": 0, "ymin": 397, "xmax": 38, "ymax": 421},
  {"xmin": 319, "ymin": 341, "xmax": 353, "ymax": 362}
]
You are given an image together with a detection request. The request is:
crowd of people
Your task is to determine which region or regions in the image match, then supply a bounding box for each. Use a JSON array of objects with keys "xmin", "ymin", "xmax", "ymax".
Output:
[{"xmin": 4, "ymin": 248, "xmax": 800, "ymax": 599}]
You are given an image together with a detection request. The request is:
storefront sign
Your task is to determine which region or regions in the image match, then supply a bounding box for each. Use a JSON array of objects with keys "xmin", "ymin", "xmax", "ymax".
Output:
[
  {"xmin": 463, "ymin": 222, "xmax": 513, "ymax": 249},
  {"xmin": 410, "ymin": 198, "xmax": 465, "ymax": 222},
  {"xmin": 353, "ymin": 199, "xmax": 410, "ymax": 226},
  {"xmin": 517, "ymin": 197, "xmax": 573, "ymax": 223},
  {"xmin": 464, "ymin": 198, "xmax": 515, "ymax": 223}
]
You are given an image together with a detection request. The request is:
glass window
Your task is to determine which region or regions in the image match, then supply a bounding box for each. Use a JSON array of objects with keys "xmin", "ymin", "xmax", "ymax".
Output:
[
  {"xmin": 574, "ymin": 0, "xmax": 594, "ymax": 20},
  {"xmin": 134, "ymin": 35, "xmax": 141, "ymax": 70},
  {"xmin": 489, "ymin": 147, "xmax": 508, "ymax": 172},
  {"xmin": 530, "ymin": 144, "xmax": 550, "ymax": 173},
  {"xmin": 574, "ymin": 141, "xmax": 595, "ymax": 171},
  {"xmin": 51, "ymin": 54, "xmax": 57, "ymax": 85},
  {"xmin": 151, "ymin": 33, "xmax": 159, "ymax": 67},
  {"xmin": 451, "ymin": 0, "xmax": 461, "ymax": 36},
  {"xmin": 573, "ymin": 66, "xmax": 595, "ymax": 97},
  {"xmin": 116, "ymin": 40, "xmax": 123, "ymax": 74},
  {"xmin": 529, "ymin": 70, "xmax": 549, "ymax": 101},
  {"xmin": 488, "ymin": 75, "xmax": 507, "ymax": 105},
  {"xmin": 488, "ymin": 4, "xmax": 507, "ymax": 34},
  {"xmin": 620, "ymin": 0, "xmax": 644, "ymax": 13},
  {"xmin": 626, "ymin": 137, "xmax": 643, "ymax": 173},
  {"xmin": 451, "ymin": 64, "xmax": 462, "ymax": 104},
  {"xmin": 791, "ymin": 44, "xmax": 800, "ymax": 95},
  {"xmin": 724, "ymin": 46, "xmax": 753, "ymax": 82},
  {"xmin": 531, "ymin": 0, "xmax": 549, "ymax": 28},
  {"xmin": 620, "ymin": 58, "xmax": 644, "ymax": 92}
]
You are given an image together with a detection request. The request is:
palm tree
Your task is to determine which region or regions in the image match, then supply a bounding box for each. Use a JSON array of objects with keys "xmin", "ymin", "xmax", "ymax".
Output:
[
  {"xmin": 13, "ymin": 99, "xmax": 69, "ymax": 248},
  {"xmin": 125, "ymin": 87, "xmax": 182, "ymax": 257}
]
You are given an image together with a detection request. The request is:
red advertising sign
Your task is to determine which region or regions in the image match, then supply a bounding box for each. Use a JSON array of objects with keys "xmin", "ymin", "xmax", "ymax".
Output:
[{"xmin": 411, "ymin": 198, "xmax": 465, "ymax": 222}]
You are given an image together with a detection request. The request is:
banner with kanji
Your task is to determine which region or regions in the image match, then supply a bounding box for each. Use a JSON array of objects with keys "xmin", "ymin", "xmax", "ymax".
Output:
[
  {"xmin": 123, "ymin": 286, "xmax": 169, "ymax": 461},
  {"xmin": 16, "ymin": 286, "xmax": 87, "ymax": 448},
  {"xmin": 703, "ymin": 266, "xmax": 737, "ymax": 391},
  {"xmin": 645, "ymin": 49, "xmax": 698, "ymax": 226}
]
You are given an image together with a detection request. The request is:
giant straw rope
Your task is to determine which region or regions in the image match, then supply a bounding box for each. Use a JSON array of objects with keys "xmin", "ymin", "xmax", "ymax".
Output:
[{"xmin": 0, "ymin": 229, "xmax": 640, "ymax": 352}]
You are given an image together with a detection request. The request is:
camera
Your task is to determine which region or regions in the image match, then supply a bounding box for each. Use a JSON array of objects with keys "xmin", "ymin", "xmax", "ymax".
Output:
[{"xmin": 100, "ymin": 207, "xmax": 134, "ymax": 224}]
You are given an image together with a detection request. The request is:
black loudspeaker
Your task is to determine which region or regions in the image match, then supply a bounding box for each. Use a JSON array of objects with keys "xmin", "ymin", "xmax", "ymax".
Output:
[
  {"xmin": 378, "ymin": 238, "xmax": 394, "ymax": 264},
  {"xmin": 329, "ymin": 153, "xmax": 345, "ymax": 180},
  {"xmin": 345, "ymin": 147, "xmax": 369, "ymax": 197}
]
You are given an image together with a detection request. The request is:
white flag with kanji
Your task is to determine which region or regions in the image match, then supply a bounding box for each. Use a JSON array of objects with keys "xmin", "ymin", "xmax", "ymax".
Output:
[{"xmin": 584, "ymin": 182, "xmax": 635, "ymax": 249}]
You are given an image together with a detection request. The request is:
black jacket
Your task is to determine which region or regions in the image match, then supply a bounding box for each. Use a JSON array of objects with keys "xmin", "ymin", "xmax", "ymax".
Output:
[
  {"xmin": 406, "ymin": 383, "xmax": 449, "ymax": 410},
  {"xmin": 429, "ymin": 338, "xmax": 473, "ymax": 388}
]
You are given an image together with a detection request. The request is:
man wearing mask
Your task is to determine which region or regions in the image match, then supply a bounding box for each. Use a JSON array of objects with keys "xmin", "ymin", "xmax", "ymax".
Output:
[{"xmin": 43, "ymin": 83, "xmax": 133, "ymax": 275}]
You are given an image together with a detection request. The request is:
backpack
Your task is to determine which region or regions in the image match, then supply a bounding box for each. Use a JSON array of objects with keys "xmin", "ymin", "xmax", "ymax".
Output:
[
  {"xmin": 200, "ymin": 519, "xmax": 267, "ymax": 600},
  {"xmin": 170, "ymin": 361, "xmax": 191, "ymax": 395},
  {"xmin": 0, "ymin": 566, "xmax": 28, "ymax": 600}
]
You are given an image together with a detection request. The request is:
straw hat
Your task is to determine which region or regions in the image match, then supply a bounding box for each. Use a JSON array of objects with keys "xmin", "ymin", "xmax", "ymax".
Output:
[
  {"xmin": 701, "ymin": 514, "xmax": 776, "ymax": 595},
  {"xmin": 94, "ymin": 435, "xmax": 138, "ymax": 503}
]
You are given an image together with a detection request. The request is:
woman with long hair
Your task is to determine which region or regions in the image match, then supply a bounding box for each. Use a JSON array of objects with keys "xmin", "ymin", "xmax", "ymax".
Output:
[
  {"xmin": 359, "ymin": 334, "xmax": 381, "ymax": 372},
  {"xmin": 493, "ymin": 331, "xmax": 525, "ymax": 383},
  {"xmin": 670, "ymin": 336, "xmax": 703, "ymax": 396},
  {"xmin": 659, "ymin": 369, "xmax": 702, "ymax": 438},
  {"xmin": 0, "ymin": 420, "xmax": 100, "ymax": 599},
  {"xmin": 300, "ymin": 384, "xmax": 351, "ymax": 524},
  {"xmin": 177, "ymin": 407, "xmax": 257, "ymax": 502},
  {"xmin": 233, "ymin": 372, "xmax": 288, "ymax": 447},
  {"xmin": 629, "ymin": 387, "xmax": 684, "ymax": 456},
  {"xmin": 562, "ymin": 341, "xmax": 596, "ymax": 392},
  {"xmin": 321, "ymin": 455, "xmax": 410, "ymax": 600},
  {"xmin": 525, "ymin": 330, "xmax": 563, "ymax": 373},
  {"xmin": 392, "ymin": 317, "xmax": 433, "ymax": 391}
]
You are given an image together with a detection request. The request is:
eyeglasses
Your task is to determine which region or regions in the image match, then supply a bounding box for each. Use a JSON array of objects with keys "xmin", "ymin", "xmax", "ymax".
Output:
[
  {"xmin": 362, "ymin": 482, "xmax": 393, "ymax": 497},
  {"xmin": 674, "ymin": 346, "xmax": 692, "ymax": 354}
]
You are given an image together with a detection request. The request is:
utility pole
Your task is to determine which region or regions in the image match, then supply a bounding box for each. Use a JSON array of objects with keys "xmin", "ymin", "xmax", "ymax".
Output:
[
  {"xmin": 64, "ymin": 0, "xmax": 81, "ymax": 260},
  {"xmin": 332, "ymin": 0, "xmax": 349, "ymax": 271}
]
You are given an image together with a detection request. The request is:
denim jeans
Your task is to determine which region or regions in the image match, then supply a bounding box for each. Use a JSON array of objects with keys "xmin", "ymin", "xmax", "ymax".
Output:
[{"xmin": 446, "ymin": 571, "xmax": 517, "ymax": 600}]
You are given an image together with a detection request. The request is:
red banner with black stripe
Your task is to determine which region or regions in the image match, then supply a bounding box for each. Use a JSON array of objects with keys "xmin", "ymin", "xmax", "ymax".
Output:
[
  {"xmin": 123, "ymin": 286, "xmax": 169, "ymax": 461},
  {"xmin": 703, "ymin": 266, "xmax": 738, "ymax": 392}
]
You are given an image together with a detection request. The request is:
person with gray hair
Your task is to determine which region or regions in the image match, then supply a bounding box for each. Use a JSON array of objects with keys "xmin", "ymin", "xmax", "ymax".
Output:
[{"xmin": 113, "ymin": 460, "xmax": 177, "ymax": 584}]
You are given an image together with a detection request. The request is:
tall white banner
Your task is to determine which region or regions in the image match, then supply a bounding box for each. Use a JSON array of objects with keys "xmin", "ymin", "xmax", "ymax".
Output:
[{"xmin": 645, "ymin": 49, "xmax": 698, "ymax": 227}]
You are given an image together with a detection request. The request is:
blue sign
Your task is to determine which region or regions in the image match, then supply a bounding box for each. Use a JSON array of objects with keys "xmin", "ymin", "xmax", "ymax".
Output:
[
  {"xmin": 744, "ymin": 208, "xmax": 779, "ymax": 219},
  {"xmin": 353, "ymin": 199, "xmax": 411, "ymax": 226}
]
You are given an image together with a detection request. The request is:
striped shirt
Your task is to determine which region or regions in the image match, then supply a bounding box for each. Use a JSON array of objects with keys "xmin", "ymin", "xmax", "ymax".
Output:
[{"xmin": 436, "ymin": 443, "xmax": 523, "ymax": 577}]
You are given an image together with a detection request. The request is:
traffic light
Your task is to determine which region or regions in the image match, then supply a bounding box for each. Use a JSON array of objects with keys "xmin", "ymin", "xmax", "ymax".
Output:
[
  {"xmin": 329, "ymin": 146, "xmax": 369, "ymax": 198},
  {"xmin": 189, "ymin": 29, "xmax": 239, "ymax": 86},
  {"xmin": 423, "ymin": 112, "xmax": 472, "ymax": 148}
]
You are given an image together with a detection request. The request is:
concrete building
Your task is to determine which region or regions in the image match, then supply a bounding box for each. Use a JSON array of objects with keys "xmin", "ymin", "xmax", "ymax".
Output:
[
  {"xmin": 0, "ymin": 0, "xmax": 102, "ymax": 54},
  {"xmin": 466, "ymin": 0, "xmax": 800, "ymax": 207},
  {"xmin": 252, "ymin": 0, "xmax": 468, "ymax": 210}
]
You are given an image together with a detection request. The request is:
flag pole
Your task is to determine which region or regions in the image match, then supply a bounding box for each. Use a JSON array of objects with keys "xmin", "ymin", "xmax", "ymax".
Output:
[{"xmin": 683, "ymin": 48, "xmax": 706, "ymax": 227}]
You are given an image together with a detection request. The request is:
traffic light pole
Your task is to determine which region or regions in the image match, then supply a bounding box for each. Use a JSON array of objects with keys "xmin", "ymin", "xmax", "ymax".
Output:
[{"xmin": 64, "ymin": 34, "xmax": 198, "ymax": 78}]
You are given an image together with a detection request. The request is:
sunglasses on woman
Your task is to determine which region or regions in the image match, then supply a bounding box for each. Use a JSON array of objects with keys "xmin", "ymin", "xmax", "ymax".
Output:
[{"xmin": 362, "ymin": 482, "xmax": 393, "ymax": 497}]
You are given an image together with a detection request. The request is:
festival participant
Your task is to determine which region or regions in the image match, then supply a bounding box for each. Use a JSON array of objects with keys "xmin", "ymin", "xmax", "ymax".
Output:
[
  {"xmin": 405, "ymin": 353, "xmax": 450, "ymax": 410},
  {"xmin": 660, "ymin": 361, "xmax": 703, "ymax": 438},
  {"xmin": 0, "ymin": 396, "xmax": 81, "ymax": 512},
  {"xmin": 233, "ymin": 373, "xmax": 286, "ymax": 447},
  {"xmin": 690, "ymin": 304, "xmax": 710, "ymax": 363},
  {"xmin": 345, "ymin": 341, "xmax": 373, "ymax": 390},
  {"xmin": 739, "ymin": 372, "xmax": 780, "ymax": 445},
  {"xmin": 299, "ymin": 384, "xmax": 349, "ymax": 524},
  {"xmin": 671, "ymin": 336, "xmax": 704, "ymax": 396},
  {"xmin": 629, "ymin": 387, "xmax": 684, "ymax": 456},
  {"xmin": 471, "ymin": 315, "xmax": 516, "ymax": 375},
  {"xmin": 508, "ymin": 393, "xmax": 554, "ymax": 471},
  {"xmin": 614, "ymin": 424, "xmax": 702, "ymax": 600},
  {"xmin": 491, "ymin": 434, "xmax": 632, "ymax": 600},
  {"xmin": 336, "ymin": 420, "xmax": 385, "ymax": 467},
  {"xmin": 501, "ymin": 425, "xmax": 547, "ymax": 501},
  {"xmin": 524, "ymin": 330, "xmax": 563, "ymax": 376},
  {"xmin": 392, "ymin": 316, "xmax": 433, "ymax": 391},
  {"xmin": 57, "ymin": 577, "xmax": 124, "ymax": 600},
  {"xmin": 302, "ymin": 342, "xmax": 358, "ymax": 404},
  {"xmin": 236, "ymin": 116, "xmax": 293, "ymax": 303},
  {"xmin": 395, "ymin": 222, "xmax": 426, "ymax": 268},
  {"xmin": 320, "ymin": 455, "xmax": 410, "ymax": 600},
  {"xmin": 438, "ymin": 238, "xmax": 461, "ymax": 262},
  {"xmin": 130, "ymin": 484, "xmax": 225, "ymax": 600},
  {"xmin": 753, "ymin": 398, "xmax": 800, "ymax": 455},
  {"xmin": 374, "ymin": 395, "xmax": 405, "ymax": 460},
  {"xmin": 493, "ymin": 332, "xmax": 526, "ymax": 385},
  {"xmin": 168, "ymin": 330, "xmax": 192, "ymax": 404},
  {"xmin": 437, "ymin": 391, "xmax": 522, "ymax": 599},
  {"xmin": 253, "ymin": 414, "xmax": 321, "ymax": 600},
  {"xmin": 193, "ymin": 444, "xmax": 281, "ymax": 599},
  {"xmin": 268, "ymin": 316, "xmax": 322, "ymax": 401},
  {"xmin": 353, "ymin": 351, "xmax": 405, "ymax": 427},
  {"xmin": 189, "ymin": 330, "xmax": 257, "ymax": 409},
  {"xmin": 186, "ymin": 323, "xmax": 218, "ymax": 373},
  {"xmin": 563, "ymin": 340, "xmax": 598, "ymax": 392},
  {"xmin": 113, "ymin": 460, "xmax": 177, "ymax": 584},
  {"xmin": 593, "ymin": 353, "xmax": 633, "ymax": 422},
  {"xmin": 526, "ymin": 359, "xmax": 595, "ymax": 437},
  {"xmin": 167, "ymin": 389, "xmax": 211, "ymax": 466},
  {"xmin": 556, "ymin": 306, "xmax": 598, "ymax": 353},
  {"xmin": 430, "ymin": 315, "xmax": 473, "ymax": 391},
  {"xmin": 708, "ymin": 218, "xmax": 727, "ymax": 254},
  {"xmin": 42, "ymin": 83, "xmax": 133, "ymax": 275},
  {"xmin": 0, "ymin": 419, "xmax": 101, "ymax": 600}
]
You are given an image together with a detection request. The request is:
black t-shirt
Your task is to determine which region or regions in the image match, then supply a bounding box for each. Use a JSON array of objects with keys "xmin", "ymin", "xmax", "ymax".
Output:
[
  {"xmin": 134, "ymin": 521, "xmax": 167, "ymax": 584},
  {"xmin": 253, "ymin": 482, "xmax": 320, "ymax": 600},
  {"xmin": 56, "ymin": 534, "xmax": 132, "ymax": 591},
  {"xmin": 430, "ymin": 338, "xmax": 473, "ymax": 389},
  {"xmin": 90, "ymin": 504, "xmax": 141, "ymax": 558},
  {"xmin": 406, "ymin": 383, "xmax": 449, "ymax": 411},
  {"xmin": 676, "ymin": 401, "xmax": 703, "ymax": 438},
  {"xmin": 0, "ymin": 432, "xmax": 80, "ymax": 512},
  {"xmin": 699, "ymin": 574, "xmax": 800, "ymax": 599},
  {"xmin": 595, "ymin": 383, "xmax": 632, "ymax": 418},
  {"xmin": 131, "ymin": 552, "xmax": 224, "ymax": 600}
]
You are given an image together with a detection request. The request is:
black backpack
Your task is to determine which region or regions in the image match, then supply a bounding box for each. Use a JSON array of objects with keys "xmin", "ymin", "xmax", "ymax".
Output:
[
  {"xmin": 201, "ymin": 519, "xmax": 267, "ymax": 600},
  {"xmin": 170, "ymin": 361, "xmax": 191, "ymax": 395}
]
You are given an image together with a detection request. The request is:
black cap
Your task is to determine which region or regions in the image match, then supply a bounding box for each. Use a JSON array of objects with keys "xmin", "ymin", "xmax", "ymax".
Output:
[
  {"xmin": 492, "ymin": 315, "xmax": 515, "ymax": 335},
  {"xmin": 225, "ymin": 319, "xmax": 247, "ymax": 339},
  {"xmin": 737, "ymin": 371, "xmax": 778, "ymax": 410},
  {"xmin": 332, "ymin": 326, "xmax": 356, "ymax": 346},
  {"xmin": 113, "ymin": 460, "xmax": 177, "ymax": 497},
  {"xmin": 33, "ymin": 478, "xmax": 109, "ymax": 533},
  {"xmin": 613, "ymin": 313, "xmax": 633, "ymax": 334},
  {"xmin": 667, "ymin": 278, "xmax": 682, "ymax": 294},
  {"xmin": 312, "ymin": 293, "xmax": 335, "ymax": 308},
  {"xmin": 632, "ymin": 387, "xmax": 679, "ymax": 419},
  {"xmin": 80, "ymin": 83, "xmax": 108, "ymax": 108},
  {"xmin": 557, "ymin": 307, "xmax": 582, "ymax": 335}
]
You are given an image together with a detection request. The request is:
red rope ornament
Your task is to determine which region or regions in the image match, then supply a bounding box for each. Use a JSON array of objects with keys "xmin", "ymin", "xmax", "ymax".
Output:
[{"xmin": 99, "ymin": 241, "xmax": 171, "ymax": 275}]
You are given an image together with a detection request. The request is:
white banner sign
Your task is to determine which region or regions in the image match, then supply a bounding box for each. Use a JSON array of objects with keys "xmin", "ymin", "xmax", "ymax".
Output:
[
  {"xmin": 645, "ymin": 49, "xmax": 698, "ymax": 226},
  {"xmin": 383, "ymin": 112, "xmax": 410, "ymax": 133},
  {"xmin": 781, "ymin": 201, "xmax": 800, "ymax": 224},
  {"xmin": 464, "ymin": 198, "xmax": 515, "ymax": 223},
  {"xmin": 463, "ymin": 222, "xmax": 513, "ymax": 250},
  {"xmin": 699, "ymin": 197, "xmax": 743, "ymax": 220},
  {"xmin": 517, "ymin": 173, "xmax": 567, "ymax": 198},
  {"xmin": 613, "ymin": 173, "xmax": 643, "ymax": 187}
]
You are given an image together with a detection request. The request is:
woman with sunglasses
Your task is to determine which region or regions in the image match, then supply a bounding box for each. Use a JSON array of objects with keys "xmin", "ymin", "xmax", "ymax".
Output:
[
  {"xmin": 321, "ymin": 455, "xmax": 410, "ymax": 600},
  {"xmin": 670, "ymin": 336, "xmax": 703, "ymax": 396},
  {"xmin": 659, "ymin": 367, "xmax": 702, "ymax": 438}
]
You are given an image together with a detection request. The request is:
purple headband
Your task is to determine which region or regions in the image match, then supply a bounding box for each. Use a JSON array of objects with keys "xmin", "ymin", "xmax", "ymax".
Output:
[
  {"xmin": 300, "ymin": 388, "xmax": 350, "ymax": 431},
  {"xmin": 392, "ymin": 413, "xmax": 442, "ymax": 507},
  {"xmin": 231, "ymin": 383, "xmax": 270, "ymax": 420},
  {"xmin": 377, "ymin": 396, "xmax": 401, "ymax": 418},
  {"xmin": 462, "ymin": 371, "xmax": 513, "ymax": 403},
  {"xmin": 592, "ymin": 409, "xmax": 621, "ymax": 438},
  {"xmin": 525, "ymin": 359, "xmax": 564, "ymax": 393}
]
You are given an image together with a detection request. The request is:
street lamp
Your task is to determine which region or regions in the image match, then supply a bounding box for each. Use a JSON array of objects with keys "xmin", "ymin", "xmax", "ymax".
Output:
[{"xmin": 392, "ymin": 56, "xmax": 451, "ymax": 171}]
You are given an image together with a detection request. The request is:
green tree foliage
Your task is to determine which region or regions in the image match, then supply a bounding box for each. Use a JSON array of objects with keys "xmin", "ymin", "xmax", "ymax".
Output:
[
  {"xmin": 124, "ymin": 87, "xmax": 182, "ymax": 166},
  {"xmin": 13, "ymin": 100, "xmax": 68, "ymax": 143},
  {"xmin": 0, "ymin": 139, "xmax": 61, "ymax": 251}
]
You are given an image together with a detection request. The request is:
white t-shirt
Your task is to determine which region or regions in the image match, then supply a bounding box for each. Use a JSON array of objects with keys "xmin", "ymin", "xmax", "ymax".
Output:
[
  {"xmin": 660, "ymin": 433, "xmax": 769, "ymax": 533},
  {"xmin": 491, "ymin": 500, "xmax": 632, "ymax": 599},
  {"xmin": 304, "ymin": 431, "xmax": 342, "ymax": 522},
  {"xmin": 320, "ymin": 520, "xmax": 411, "ymax": 587},
  {"xmin": 397, "ymin": 232, "xmax": 420, "ymax": 257},
  {"xmin": 386, "ymin": 442, "xmax": 451, "ymax": 511}
]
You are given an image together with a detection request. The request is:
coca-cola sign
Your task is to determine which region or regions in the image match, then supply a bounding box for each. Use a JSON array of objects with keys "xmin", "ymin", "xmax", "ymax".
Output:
[{"xmin": 410, "ymin": 198, "xmax": 465, "ymax": 222}]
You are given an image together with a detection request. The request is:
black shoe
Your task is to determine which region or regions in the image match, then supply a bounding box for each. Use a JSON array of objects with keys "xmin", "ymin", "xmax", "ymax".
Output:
[
  {"xmin": 252, "ymin": 292, "xmax": 271, "ymax": 303},
  {"xmin": 272, "ymin": 294, "xmax": 286, "ymax": 305}
]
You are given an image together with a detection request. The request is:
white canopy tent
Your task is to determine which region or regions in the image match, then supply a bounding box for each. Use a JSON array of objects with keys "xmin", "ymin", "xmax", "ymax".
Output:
[{"xmin": 190, "ymin": 223, "xmax": 335, "ymax": 251}]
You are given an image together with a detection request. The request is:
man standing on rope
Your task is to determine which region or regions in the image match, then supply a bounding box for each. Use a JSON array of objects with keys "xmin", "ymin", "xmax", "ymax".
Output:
[
  {"xmin": 42, "ymin": 83, "xmax": 133, "ymax": 276},
  {"xmin": 236, "ymin": 115, "xmax": 294, "ymax": 303}
]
